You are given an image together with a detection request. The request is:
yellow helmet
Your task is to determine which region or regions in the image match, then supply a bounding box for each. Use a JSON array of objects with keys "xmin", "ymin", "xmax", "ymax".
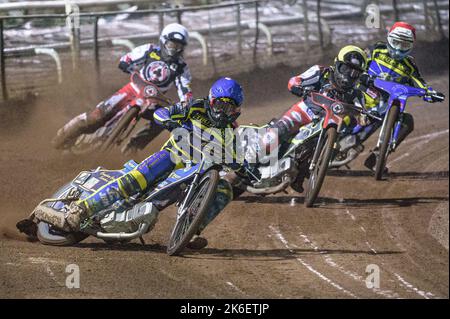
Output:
[
  {"xmin": 333, "ymin": 45, "xmax": 367, "ymax": 90},
  {"xmin": 335, "ymin": 45, "xmax": 368, "ymax": 71}
]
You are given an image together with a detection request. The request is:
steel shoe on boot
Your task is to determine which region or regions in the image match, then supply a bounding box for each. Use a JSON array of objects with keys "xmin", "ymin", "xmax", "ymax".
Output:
[
  {"xmin": 186, "ymin": 235, "xmax": 208, "ymax": 250},
  {"xmin": 364, "ymin": 148, "xmax": 389, "ymax": 174},
  {"xmin": 364, "ymin": 149, "xmax": 377, "ymax": 172}
]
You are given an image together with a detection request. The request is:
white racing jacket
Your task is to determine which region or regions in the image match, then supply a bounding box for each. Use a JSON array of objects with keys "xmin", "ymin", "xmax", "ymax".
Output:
[{"xmin": 119, "ymin": 43, "xmax": 193, "ymax": 102}]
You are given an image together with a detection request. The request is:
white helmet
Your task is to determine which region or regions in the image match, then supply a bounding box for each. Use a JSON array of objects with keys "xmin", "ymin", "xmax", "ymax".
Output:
[
  {"xmin": 159, "ymin": 23, "xmax": 189, "ymax": 58},
  {"xmin": 387, "ymin": 22, "xmax": 416, "ymax": 60}
]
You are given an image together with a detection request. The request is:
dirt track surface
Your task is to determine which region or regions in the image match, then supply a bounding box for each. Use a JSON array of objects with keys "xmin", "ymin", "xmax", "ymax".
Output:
[{"xmin": 0, "ymin": 65, "xmax": 448, "ymax": 298}]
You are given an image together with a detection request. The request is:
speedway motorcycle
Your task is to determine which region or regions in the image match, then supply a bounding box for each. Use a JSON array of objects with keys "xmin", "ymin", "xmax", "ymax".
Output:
[
  {"xmin": 63, "ymin": 72, "xmax": 172, "ymax": 155},
  {"xmin": 239, "ymin": 91, "xmax": 377, "ymax": 207},
  {"xmin": 330, "ymin": 79, "xmax": 443, "ymax": 180},
  {"xmin": 17, "ymin": 156, "xmax": 220, "ymax": 256},
  {"xmin": 371, "ymin": 78, "xmax": 443, "ymax": 180}
]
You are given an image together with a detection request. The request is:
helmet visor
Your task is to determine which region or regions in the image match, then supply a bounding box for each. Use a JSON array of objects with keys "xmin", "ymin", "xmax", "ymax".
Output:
[
  {"xmin": 211, "ymin": 98, "xmax": 241, "ymax": 118},
  {"xmin": 388, "ymin": 36, "xmax": 413, "ymax": 52},
  {"xmin": 336, "ymin": 62, "xmax": 362, "ymax": 80},
  {"xmin": 164, "ymin": 40, "xmax": 185, "ymax": 56}
]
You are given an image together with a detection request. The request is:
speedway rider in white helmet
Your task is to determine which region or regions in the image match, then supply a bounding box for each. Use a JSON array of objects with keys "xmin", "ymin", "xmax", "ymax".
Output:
[{"xmin": 52, "ymin": 23, "xmax": 193, "ymax": 154}]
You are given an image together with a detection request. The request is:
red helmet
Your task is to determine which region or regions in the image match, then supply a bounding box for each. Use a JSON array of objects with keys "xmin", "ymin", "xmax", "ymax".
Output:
[{"xmin": 387, "ymin": 22, "xmax": 416, "ymax": 60}]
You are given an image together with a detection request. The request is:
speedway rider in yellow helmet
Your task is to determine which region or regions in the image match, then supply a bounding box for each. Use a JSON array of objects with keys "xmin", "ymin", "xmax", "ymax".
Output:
[{"xmin": 254, "ymin": 45, "xmax": 379, "ymax": 193}]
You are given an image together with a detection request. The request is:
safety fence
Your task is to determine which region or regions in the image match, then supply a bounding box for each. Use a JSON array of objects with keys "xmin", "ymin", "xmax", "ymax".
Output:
[{"xmin": 0, "ymin": 0, "xmax": 448, "ymax": 101}]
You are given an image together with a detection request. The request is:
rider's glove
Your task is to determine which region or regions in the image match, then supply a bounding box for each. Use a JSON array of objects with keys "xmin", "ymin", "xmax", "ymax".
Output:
[
  {"xmin": 169, "ymin": 102, "xmax": 190, "ymax": 119},
  {"xmin": 356, "ymin": 113, "xmax": 370, "ymax": 127},
  {"xmin": 164, "ymin": 119, "xmax": 182, "ymax": 130},
  {"xmin": 118, "ymin": 61, "xmax": 140, "ymax": 74},
  {"xmin": 290, "ymin": 85, "xmax": 304, "ymax": 97},
  {"xmin": 118, "ymin": 61, "xmax": 130, "ymax": 73},
  {"xmin": 359, "ymin": 73, "xmax": 374, "ymax": 87},
  {"xmin": 424, "ymin": 90, "xmax": 445, "ymax": 103}
]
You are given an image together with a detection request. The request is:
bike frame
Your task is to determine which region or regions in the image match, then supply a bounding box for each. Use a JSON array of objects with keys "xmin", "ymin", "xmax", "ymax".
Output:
[{"xmin": 374, "ymin": 79, "xmax": 426, "ymax": 150}]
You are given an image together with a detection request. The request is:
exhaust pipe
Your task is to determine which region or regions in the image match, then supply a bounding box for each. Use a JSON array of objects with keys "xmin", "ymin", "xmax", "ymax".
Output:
[
  {"xmin": 246, "ymin": 176, "xmax": 291, "ymax": 195},
  {"xmin": 96, "ymin": 222, "xmax": 149, "ymax": 240}
]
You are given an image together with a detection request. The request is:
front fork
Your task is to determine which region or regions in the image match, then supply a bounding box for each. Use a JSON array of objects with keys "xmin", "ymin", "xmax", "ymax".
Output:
[
  {"xmin": 309, "ymin": 129, "xmax": 325, "ymax": 171},
  {"xmin": 176, "ymin": 161, "xmax": 204, "ymax": 219},
  {"xmin": 377, "ymin": 103, "xmax": 404, "ymax": 152}
]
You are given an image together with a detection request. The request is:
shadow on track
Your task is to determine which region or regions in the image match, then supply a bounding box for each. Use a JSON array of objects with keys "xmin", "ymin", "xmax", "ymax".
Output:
[
  {"xmin": 236, "ymin": 195, "xmax": 448, "ymax": 209},
  {"xmin": 71, "ymin": 242, "xmax": 403, "ymax": 260},
  {"xmin": 181, "ymin": 247, "xmax": 403, "ymax": 261},
  {"xmin": 327, "ymin": 170, "xmax": 449, "ymax": 181}
]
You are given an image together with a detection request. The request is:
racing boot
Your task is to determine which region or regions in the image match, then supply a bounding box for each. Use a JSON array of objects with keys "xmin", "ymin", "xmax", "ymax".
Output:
[
  {"xmin": 51, "ymin": 113, "xmax": 89, "ymax": 149},
  {"xmin": 33, "ymin": 202, "xmax": 88, "ymax": 232},
  {"xmin": 364, "ymin": 147, "xmax": 389, "ymax": 174},
  {"xmin": 186, "ymin": 235, "xmax": 208, "ymax": 250}
]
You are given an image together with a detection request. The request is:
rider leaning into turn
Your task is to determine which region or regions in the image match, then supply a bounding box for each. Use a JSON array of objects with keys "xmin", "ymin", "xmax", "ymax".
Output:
[
  {"xmin": 37, "ymin": 77, "xmax": 244, "ymax": 250},
  {"xmin": 52, "ymin": 23, "xmax": 193, "ymax": 153},
  {"xmin": 358, "ymin": 21, "xmax": 445, "ymax": 171},
  {"xmin": 252, "ymin": 45, "xmax": 376, "ymax": 192}
]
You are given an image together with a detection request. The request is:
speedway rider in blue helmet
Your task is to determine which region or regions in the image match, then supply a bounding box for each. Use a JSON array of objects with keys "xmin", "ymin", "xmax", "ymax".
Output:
[{"xmin": 37, "ymin": 77, "xmax": 244, "ymax": 249}]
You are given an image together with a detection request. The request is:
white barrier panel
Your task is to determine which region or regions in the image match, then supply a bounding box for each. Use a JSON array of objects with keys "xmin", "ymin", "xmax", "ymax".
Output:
[
  {"xmin": 111, "ymin": 39, "xmax": 136, "ymax": 51},
  {"xmin": 34, "ymin": 48, "xmax": 62, "ymax": 83},
  {"xmin": 247, "ymin": 21, "xmax": 272, "ymax": 56},
  {"xmin": 190, "ymin": 31, "xmax": 208, "ymax": 66}
]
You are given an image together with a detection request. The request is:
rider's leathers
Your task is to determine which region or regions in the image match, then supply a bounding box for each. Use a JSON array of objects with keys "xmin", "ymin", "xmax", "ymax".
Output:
[{"xmin": 76, "ymin": 99, "xmax": 237, "ymax": 232}]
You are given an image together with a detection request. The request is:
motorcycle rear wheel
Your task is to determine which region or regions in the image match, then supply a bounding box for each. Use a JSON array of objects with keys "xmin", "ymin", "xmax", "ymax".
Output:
[
  {"xmin": 102, "ymin": 107, "xmax": 140, "ymax": 152},
  {"xmin": 37, "ymin": 222, "xmax": 88, "ymax": 246}
]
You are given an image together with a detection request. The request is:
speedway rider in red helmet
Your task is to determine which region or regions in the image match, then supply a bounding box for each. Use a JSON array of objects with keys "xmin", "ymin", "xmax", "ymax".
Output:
[
  {"xmin": 347, "ymin": 22, "xmax": 446, "ymax": 171},
  {"xmin": 52, "ymin": 23, "xmax": 193, "ymax": 154}
]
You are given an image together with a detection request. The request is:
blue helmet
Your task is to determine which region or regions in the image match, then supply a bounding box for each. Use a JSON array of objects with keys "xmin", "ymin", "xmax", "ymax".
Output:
[
  {"xmin": 207, "ymin": 77, "xmax": 244, "ymax": 127},
  {"xmin": 208, "ymin": 77, "xmax": 244, "ymax": 107}
]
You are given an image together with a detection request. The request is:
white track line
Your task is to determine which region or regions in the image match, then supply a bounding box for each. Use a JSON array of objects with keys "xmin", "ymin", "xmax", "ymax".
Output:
[
  {"xmin": 393, "ymin": 273, "xmax": 436, "ymax": 299},
  {"xmin": 298, "ymin": 229, "xmax": 399, "ymax": 299},
  {"xmin": 389, "ymin": 129, "xmax": 449, "ymax": 167},
  {"xmin": 28, "ymin": 257, "xmax": 64, "ymax": 287},
  {"xmin": 269, "ymin": 225, "xmax": 359, "ymax": 299},
  {"xmin": 404, "ymin": 129, "xmax": 449, "ymax": 144},
  {"xmin": 226, "ymin": 281, "xmax": 247, "ymax": 296},
  {"xmin": 380, "ymin": 209, "xmax": 441, "ymax": 298},
  {"xmin": 344, "ymin": 210, "xmax": 377, "ymax": 254}
]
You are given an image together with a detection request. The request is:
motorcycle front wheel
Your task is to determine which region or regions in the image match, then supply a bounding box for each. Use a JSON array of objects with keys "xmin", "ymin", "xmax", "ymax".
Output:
[
  {"xmin": 304, "ymin": 126, "xmax": 337, "ymax": 208},
  {"xmin": 374, "ymin": 104, "xmax": 399, "ymax": 180},
  {"xmin": 167, "ymin": 170, "xmax": 219, "ymax": 256}
]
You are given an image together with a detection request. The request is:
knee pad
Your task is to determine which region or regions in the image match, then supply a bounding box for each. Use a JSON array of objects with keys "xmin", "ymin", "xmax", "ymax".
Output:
[
  {"xmin": 136, "ymin": 150, "xmax": 175, "ymax": 186},
  {"xmin": 118, "ymin": 170, "xmax": 148, "ymax": 197},
  {"xmin": 402, "ymin": 113, "xmax": 414, "ymax": 134}
]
